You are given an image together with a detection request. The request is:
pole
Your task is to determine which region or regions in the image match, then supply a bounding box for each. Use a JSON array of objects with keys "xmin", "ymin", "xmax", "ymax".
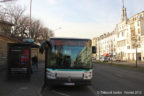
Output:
[
  {"xmin": 99, "ymin": 42, "xmax": 100, "ymax": 61},
  {"xmin": 29, "ymin": 0, "xmax": 32, "ymax": 38},
  {"xmin": 135, "ymin": 35, "xmax": 138, "ymax": 68},
  {"xmin": 111, "ymin": 40, "xmax": 113, "ymax": 63},
  {"xmin": 53, "ymin": 27, "xmax": 62, "ymax": 31},
  {"xmin": 136, "ymin": 46, "xmax": 137, "ymax": 67},
  {"xmin": 122, "ymin": 0, "xmax": 124, "ymax": 7}
]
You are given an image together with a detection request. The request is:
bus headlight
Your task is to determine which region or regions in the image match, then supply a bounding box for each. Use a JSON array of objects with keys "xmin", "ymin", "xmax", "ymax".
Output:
[
  {"xmin": 46, "ymin": 71, "xmax": 56, "ymax": 79},
  {"xmin": 83, "ymin": 71, "xmax": 92, "ymax": 80}
]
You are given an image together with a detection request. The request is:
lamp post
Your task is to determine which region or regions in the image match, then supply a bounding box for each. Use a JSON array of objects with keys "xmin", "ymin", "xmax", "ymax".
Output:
[
  {"xmin": 133, "ymin": 35, "xmax": 139, "ymax": 68},
  {"xmin": 53, "ymin": 27, "xmax": 62, "ymax": 31},
  {"xmin": 136, "ymin": 44, "xmax": 138, "ymax": 67},
  {"xmin": 135, "ymin": 37, "xmax": 139, "ymax": 68},
  {"xmin": 29, "ymin": 0, "xmax": 32, "ymax": 38},
  {"xmin": 99, "ymin": 42, "xmax": 100, "ymax": 61}
]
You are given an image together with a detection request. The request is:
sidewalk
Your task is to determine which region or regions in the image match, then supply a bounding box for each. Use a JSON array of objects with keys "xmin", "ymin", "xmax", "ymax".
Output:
[
  {"xmin": 109, "ymin": 61, "xmax": 144, "ymax": 68},
  {"xmin": 0, "ymin": 64, "xmax": 6, "ymax": 72},
  {"xmin": 0, "ymin": 61, "xmax": 44, "ymax": 96}
]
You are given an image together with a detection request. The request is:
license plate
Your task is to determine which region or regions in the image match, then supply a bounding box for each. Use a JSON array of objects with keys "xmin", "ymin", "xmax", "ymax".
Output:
[{"xmin": 64, "ymin": 83, "xmax": 75, "ymax": 86}]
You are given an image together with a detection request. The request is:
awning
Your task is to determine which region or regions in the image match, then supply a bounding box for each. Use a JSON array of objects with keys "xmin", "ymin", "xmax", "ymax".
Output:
[{"xmin": 103, "ymin": 53, "xmax": 109, "ymax": 56}]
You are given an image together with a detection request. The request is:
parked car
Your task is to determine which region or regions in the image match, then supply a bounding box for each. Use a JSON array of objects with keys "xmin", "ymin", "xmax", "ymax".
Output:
[
  {"xmin": 95, "ymin": 57, "xmax": 99, "ymax": 61},
  {"xmin": 100, "ymin": 57, "xmax": 108, "ymax": 62},
  {"xmin": 92, "ymin": 57, "xmax": 96, "ymax": 60},
  {"xmin": 111, "ymin": 57, "xmax": 116, "ymax": 61}
]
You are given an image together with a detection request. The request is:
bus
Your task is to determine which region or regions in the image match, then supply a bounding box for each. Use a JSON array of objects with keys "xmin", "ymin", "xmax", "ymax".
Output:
[{"xmin": 40, "ymin": 38, "xmax": 95, "ymax": 86}]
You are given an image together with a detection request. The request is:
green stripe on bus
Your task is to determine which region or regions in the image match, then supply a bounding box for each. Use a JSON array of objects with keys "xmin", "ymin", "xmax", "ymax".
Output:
[{"xmin": 47, "ymin": 68, "xmax": 90, "ymax": 71}]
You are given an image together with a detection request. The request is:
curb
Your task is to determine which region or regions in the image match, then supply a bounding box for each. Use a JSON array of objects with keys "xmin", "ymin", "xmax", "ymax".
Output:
[
  {"xmin": 93, "ymin": 61, "xmax": 144, "ymax": 68},
  {"xmin": 94, "ymin": 62, "xmax": 144, "ymax": 71},
  {"xmin": 38, "ymin": 83, "xmax": 45, "ymax": 96}
]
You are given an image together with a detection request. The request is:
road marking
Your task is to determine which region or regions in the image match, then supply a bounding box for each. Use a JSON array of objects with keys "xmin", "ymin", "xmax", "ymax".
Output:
[
  {"xmin": 88, "ymin": 86, "xmax": 103, "ymax": 96},
  {"xmin": 52, "ymin": 90, "xmax": 71, "ymax": 96}
]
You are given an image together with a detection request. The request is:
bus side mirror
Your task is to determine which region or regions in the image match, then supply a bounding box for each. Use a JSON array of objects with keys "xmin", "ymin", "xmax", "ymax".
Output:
[
  {"xmin": 39, "ymin": 41, "xmax": 52, "ymax": 54},
  {"xmin": 92, "ymin": 46, "xmax": 96, "ymax": 53}
]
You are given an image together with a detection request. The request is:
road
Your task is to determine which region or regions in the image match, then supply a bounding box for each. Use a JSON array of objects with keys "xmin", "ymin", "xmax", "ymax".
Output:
[
  {"xmin": 0, "ymin": 62, "xmax": 144, "ymax": 96},
  {"xmin": 42, "ymin": 63, "xmax": 144, "ymax": 96}
]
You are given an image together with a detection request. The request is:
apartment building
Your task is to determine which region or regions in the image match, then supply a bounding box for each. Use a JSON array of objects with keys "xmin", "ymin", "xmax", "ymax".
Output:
[
  {"xmin": 94, "ymin": 31, "xmax": 116, "ymax": 59},
  {"xmin": 93, "ymin": 2, "xmax": 144, "ymax": 61},
  {"xmin": 0, "ymin": 20, "xmax": 13, "ymax": 36},
  {"xmin": 92, "ymin": 37, "xmax": 97, "ymax": 58}
]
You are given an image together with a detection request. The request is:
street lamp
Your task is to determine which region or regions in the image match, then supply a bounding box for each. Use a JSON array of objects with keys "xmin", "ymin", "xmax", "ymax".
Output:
[
  {"xmin": 29, "ymin": 0, "xmax": 32, "ymax": 38},
  {"xmin": 53, "ymin": 27, "xmax": 62, "ymax": 31},
  {"xmin": 132, "ymin": 35, "xmax": 139, "ymax": 68},
  {"xmin": 135, "ymin": 39, "xmax": 139, "ymax": 68}
]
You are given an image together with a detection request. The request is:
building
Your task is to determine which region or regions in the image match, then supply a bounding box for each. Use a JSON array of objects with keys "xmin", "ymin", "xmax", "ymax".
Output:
[
  {"xmin": 0, "ymin": 34, "xmax": 20, "ymax": 69},
  {"xmin": 116, "ymin": 10, "xmax": 144, "ymax": 61},
  {"xmin": 93, "ymin": 1, "xmax": 144, "ymax": 61},
  {"xmin": 92, "ymin": 37, "xmax": 97, "ymax": 58},
  {"xmin": 0, "ymin": 20, "xmax": 14, "ymax": 36},
  {"xmin": 94, "ymin": 31, "xmax": 116, "ymax": 60},
  {"xmin": 141, "ymin": 36, "xmax": 144, "ymax": 61}
]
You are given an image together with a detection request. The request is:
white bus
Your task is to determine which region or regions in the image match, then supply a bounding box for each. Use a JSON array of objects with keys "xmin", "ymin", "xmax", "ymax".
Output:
[{"xmin": 40, "ymin": 38, "xmax": 95, "ymax": 86}]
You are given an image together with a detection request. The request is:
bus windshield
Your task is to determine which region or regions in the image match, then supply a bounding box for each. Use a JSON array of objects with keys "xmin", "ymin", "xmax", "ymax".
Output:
[{"xmin": 48, "ymin": 38, "xmax": 92, "ymax": 69}]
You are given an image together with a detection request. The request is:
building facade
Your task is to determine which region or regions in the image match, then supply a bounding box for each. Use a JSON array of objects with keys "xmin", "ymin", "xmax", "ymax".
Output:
[
  {"xmin": 92, "ymin": 37, "xmax": 97, "ymax": 58},
  {"xmin": 0, "ymin": 20, "xmax": 13, "ymax": 36},
  {"xmin": 93, "ymin": 31, "xmax": 116, "ymax": 60},
  {"xmin": 92, "ymin": 2, "xmax": 144, "ymax": 61},
  {"xmin": 115, "ymin": 11, "xmax": 144, "ymax": 61},
  {"xmin": 0, "ymin": 34, "xmax": 19, "ymax": 69}
]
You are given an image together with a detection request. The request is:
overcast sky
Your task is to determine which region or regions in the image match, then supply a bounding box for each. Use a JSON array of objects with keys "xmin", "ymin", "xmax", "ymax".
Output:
[{"xmin": 7, "ymin": 0, "xmax": 144, "ymax": 39}]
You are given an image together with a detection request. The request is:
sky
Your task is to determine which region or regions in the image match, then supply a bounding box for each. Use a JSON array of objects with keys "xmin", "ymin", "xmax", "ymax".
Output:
[{"xmin": 4, "ymin": 0, "xmax": 144, "ymax": 39}]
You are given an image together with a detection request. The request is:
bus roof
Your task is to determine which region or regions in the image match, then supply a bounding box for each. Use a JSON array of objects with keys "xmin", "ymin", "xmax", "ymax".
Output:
[{"xmin": 50, "ymin": 37, "xmax": 90, "ymax": 41}]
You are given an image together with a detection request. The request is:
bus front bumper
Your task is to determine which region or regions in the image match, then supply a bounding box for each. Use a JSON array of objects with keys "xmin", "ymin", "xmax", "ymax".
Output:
[{"xmin": 45, "ymin": 78, "xmax": 92, "ymax": 86}]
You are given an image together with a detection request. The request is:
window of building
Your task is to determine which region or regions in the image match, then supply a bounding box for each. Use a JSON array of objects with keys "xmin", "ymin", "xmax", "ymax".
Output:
[
  {"xmin": 138, "ymin": 15, "xmax": 141, "ymax": 19},
  {"xmin": 122, "ymin": 32, "xmax": 124, "ymax": 36},
  {"xmin": 141, "ymin": 14, "xmax": 143, "ymax": 18},
  {"xmin": 138, "ymin": 29, "xmax": 140, "ymax": 34},
  {"xmin": 138, "ymin": 36, "xmax": 141, "ymax": 41},
  {"xmin": 137, "ymin": 21, "xmax": 140, "ymax": 26},
  {"xmin": 127, "ymin": 46, "xmax": 130, "ymax": 49},
  {"xmin": 123, "ymin": 40, "xmax": 125, "ymax": 46},
  {"xmin": 118, "ymin": 33, "xmax": 120, "ymax": 38}
]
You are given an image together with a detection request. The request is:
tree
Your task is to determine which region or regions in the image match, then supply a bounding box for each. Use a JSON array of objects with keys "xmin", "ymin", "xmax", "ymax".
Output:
[
  {"xmin": 29, "ymin": 18, "xmax": 54, "ymax": 42},
  {"xmin": 6, "ymin": 5, "xmax": 26, "ymax": 36},
  {"xmin": 39, "ymin": 27, "xmax": 54, "ymax": 41},
  {"xmin": 0, "ymin": 4, "xmax": 28, "ymax": 39},
  {"xmin": 29, "ymin": 19, "xmax": 41, "ymax": 40},
  {"xmin": 15, "ymin": 16, "xmax": 29, "ymax": 39},
  {"xmin": 0, "ymin": 3, "xmax": 54, "ymax": 41}
]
